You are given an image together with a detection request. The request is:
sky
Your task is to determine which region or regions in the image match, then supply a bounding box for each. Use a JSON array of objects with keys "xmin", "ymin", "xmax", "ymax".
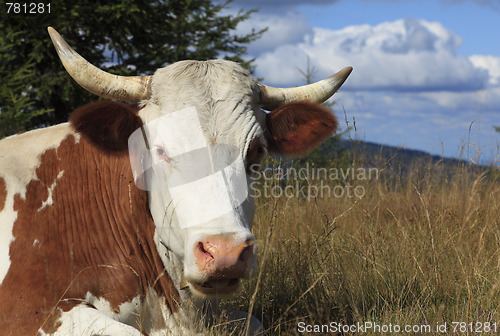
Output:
[{"xmin": 225, "ymin": 0, "xmax": 500, "ymax": 165}]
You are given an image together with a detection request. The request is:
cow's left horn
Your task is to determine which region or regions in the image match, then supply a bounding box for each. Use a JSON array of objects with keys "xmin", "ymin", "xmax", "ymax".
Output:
[
  {"xmin": 48, "ymin": 27, "xmax": 151, "ymax": 101},
  {"xmin": 258, "ymin": 66, "xmax": 352, "ymax": 110}
]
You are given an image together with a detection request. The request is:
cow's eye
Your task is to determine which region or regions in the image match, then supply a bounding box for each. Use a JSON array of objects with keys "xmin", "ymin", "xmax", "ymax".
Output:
[
  {"xmin": 155, "ymin": 147, "xmax": 171, "ymax": 163},
  {"xmin": 246, "ymin": 138, "xmax": 266, "ymax": 174}
]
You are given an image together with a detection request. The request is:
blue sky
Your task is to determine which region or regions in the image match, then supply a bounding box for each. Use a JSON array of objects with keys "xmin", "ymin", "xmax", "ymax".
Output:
[{"xmin": 227, "ymin": 0, "xmax": 500, "ymax": 164}]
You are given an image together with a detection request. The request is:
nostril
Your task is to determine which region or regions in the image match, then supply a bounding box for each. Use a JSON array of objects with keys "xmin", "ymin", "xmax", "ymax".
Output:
[
  {"xmin": 196, "ymin": 241, "xmax": 214, "ymax": 261},
  {"xmin": 239, "ymin": 242, "xmax": 254, "ymax": 262}
]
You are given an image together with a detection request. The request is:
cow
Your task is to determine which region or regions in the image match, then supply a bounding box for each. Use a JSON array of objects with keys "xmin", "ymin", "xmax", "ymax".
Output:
[{"xmin": 0, "ymin": 27, "xmax": 352, "ymax": 335}]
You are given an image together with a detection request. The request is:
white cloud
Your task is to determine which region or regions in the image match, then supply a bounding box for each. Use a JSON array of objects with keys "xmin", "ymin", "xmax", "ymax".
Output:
[
  {"xmin": 337, "ymin": 90, "xmax": 499, "ymax": 162},
  {"xmin": 236, "ymin": 11, "xmax": 313, "ymax": 55},
  {"xmin": 252, "ymin": 18, "xmax": 490, "ymax": 91},
  {"xmin": 470, "ymin": 55, "xmax": 500, "ymax": 86},
  {"xmin": 236, "ymin": 10, "xmax": 500, "ymax": 162}
]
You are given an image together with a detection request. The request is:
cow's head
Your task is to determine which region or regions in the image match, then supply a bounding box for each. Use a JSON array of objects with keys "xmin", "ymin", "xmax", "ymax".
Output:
[{"xmin": 48, "ymin": 27, "xmax": 351, "ymax": 297}]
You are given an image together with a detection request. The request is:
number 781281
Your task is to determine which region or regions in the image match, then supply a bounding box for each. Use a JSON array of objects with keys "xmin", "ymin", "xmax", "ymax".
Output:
[{"xmin": 6, "ymin": 3, "xmax": 51, "ymax": 14}]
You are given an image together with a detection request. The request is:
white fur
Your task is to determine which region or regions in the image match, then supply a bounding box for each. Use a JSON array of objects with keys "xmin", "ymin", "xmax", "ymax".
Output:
[
  {"xmin": 39, "ymin": 287, "xmax": 262, "ymax": 336},
  {"xmin": 37, "ymin": 170, "xmax": 64, "ymax": 212},
  {"xmin": 38, "ymin": 305, "xmax": 143, "ymax": 336},
  {"xmin": 83, "ymin": 292, "xmax": 142, "ymax": 327},
  {"xmin": 131, "ymin": 107, "xmax": 249, "ymax": 229},
  {"xmin": 0, "ymin": 124, "xmax": 74, "ymax": 285}
]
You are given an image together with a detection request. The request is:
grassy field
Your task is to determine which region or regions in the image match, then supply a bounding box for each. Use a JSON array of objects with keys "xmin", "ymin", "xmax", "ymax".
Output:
[{"xmin": 222, "ymin": 151, "xmax": 500, "ymax": 335}]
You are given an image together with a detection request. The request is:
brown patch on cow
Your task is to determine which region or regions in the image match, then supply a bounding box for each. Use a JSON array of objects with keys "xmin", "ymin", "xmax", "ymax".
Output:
[
  {"xmin": 0, "ymin": 133, "xmax": 179, "ymax": 335},
  {"xmin": 0, "ymin": 178, "xmax": 6, "ymax": 212},
  {"xmin": 41, "ymin": 308, "xmax": 63, "ymax": 334},
  {"xmin": 266, "ymin": 101, "xmax": 338, "ymax": 156},
  {"xmin": 70, "ymin": 101, "xmax": 143, "ymax": 152}
]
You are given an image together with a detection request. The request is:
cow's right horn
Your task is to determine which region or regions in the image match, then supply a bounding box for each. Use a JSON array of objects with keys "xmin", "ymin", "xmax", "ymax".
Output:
[
  {"xmin": 259, "ymin": 66, "xmax": 352, "ymax": 111},
  {"xmin": 48, "ymin": 27, "xmax": 152, "ymax": 101}
]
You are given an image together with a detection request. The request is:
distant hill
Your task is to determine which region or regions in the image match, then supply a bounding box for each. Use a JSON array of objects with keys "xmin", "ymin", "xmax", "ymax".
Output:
[
  {"xmin": 267, "ymin": 136, "xmax": 497, "ymax": 181},
  {"xmin": 263, "ymin": 136, "xmax": 499, "ymax": 186},
  {"xmin": 338, "ymin": 139, "xmax": 466, "ymax": 167},
  {"xmin": 295, "ymin": 136, "xmax": 496, "ymax": 178}
]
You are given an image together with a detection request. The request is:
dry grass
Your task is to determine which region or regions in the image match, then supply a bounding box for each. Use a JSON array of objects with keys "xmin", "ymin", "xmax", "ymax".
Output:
[{"xmin": 223, "ymin": 154, "xmax": 500, "ymax": 335}]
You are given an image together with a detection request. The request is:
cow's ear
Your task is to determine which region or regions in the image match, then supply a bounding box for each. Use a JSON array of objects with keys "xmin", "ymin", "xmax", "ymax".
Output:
[
  {"xmin": 266, "ymin": 102, "xmax": 338, "ymax": 156},
  {"xmin": 70, "ymin": 101, "xmax": 143, "ymax": 152}
]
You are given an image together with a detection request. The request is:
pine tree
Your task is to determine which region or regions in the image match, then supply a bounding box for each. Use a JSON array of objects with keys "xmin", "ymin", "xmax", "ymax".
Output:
[
  {"xmin": 0, "ymin": 30, "xmax": 53, "ymax": 137},
  {"xmin": 0, "ymin": 0, "xmax": 264, "ymax": 137}
]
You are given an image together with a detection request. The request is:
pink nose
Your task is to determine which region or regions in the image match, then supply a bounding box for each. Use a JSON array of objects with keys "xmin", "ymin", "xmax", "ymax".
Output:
[{"xmin": 194, "ymin": 235, "xmax": 255, "ymax": 278}]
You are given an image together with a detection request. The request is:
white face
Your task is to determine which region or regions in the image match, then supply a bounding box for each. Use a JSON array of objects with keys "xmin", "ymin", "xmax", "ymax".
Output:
[{"xmin": 129, "ymin": 103, "xmax": 263, "ymax": 297}]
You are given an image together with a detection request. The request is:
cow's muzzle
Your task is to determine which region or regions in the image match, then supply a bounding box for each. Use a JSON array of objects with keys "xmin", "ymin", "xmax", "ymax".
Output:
[{"xmin": 189, "ymin": 235, "xmax": 255, "ymax": 296}]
